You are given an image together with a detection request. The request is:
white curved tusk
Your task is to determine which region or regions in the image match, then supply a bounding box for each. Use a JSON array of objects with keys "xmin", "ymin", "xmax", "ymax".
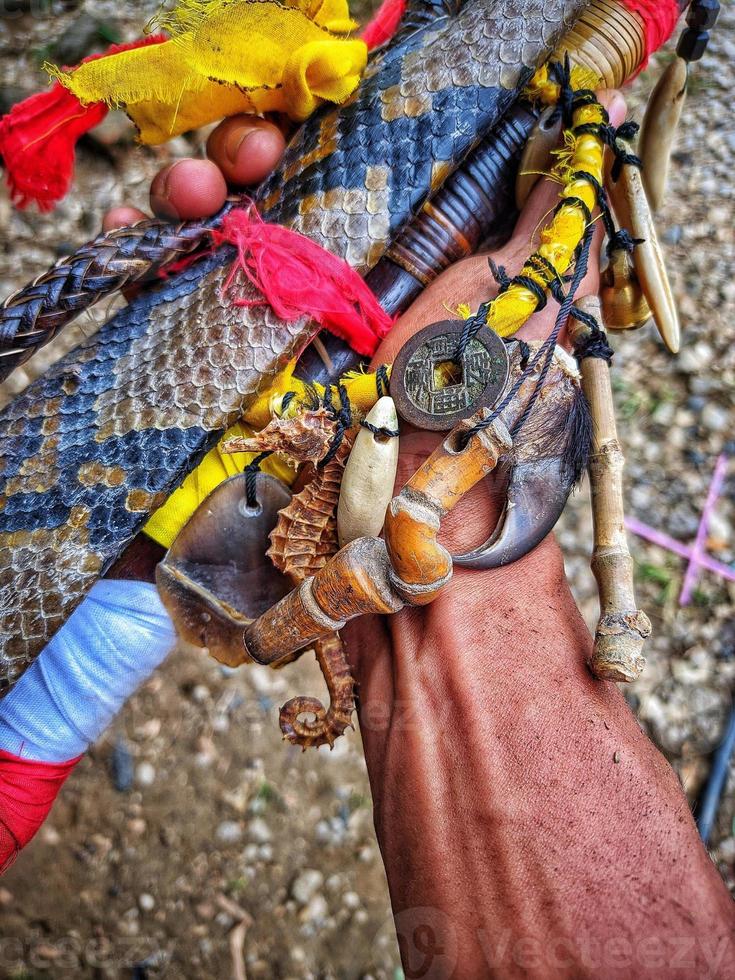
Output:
[
  {"xmin": 639, "ymin": 56, "xmax": 688, "ymax": 214},
  {"xmin": 605, "ymin": 144, "xmax": 681, "ymax": 354},
  {"xmin": 337, "ymin": 397, "xmax": 399, "ymax": 548}
]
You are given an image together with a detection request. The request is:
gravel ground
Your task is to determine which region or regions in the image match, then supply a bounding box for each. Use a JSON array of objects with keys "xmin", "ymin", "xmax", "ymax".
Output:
[{"xmin": 0, "ymin": 2, "xmax": 733, "ymax": 977}]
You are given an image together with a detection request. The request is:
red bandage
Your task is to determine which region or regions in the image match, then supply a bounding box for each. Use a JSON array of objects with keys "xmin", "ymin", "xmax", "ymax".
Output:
[
  {"xmin": 0, "ymin": 36, "xmax": 165, "ymax": 211},
  {"xmin": 213, "ymin": 203, "xmax": 393, "ymax": 357},
  {"xmin": 620, "ymin": 0, "xmax": 682, "ymax": 71},
  {"xmin": 361, "ymin": 0, "xmax": 407, "ymax": 50},
  {"xmin": 0, "ymin": 751, "xmax": 80, "ymax": 872}
]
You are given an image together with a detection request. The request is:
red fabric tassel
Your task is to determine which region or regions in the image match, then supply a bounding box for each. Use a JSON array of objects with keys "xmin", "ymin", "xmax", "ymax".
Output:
[
  {"xmin": 0, "ymin": 750, "xmax": 80, "ymax": 872},
  {"xmin": 620, "ymin": 0, "xmax": 681, "ymax": 72},
  {"xmin": 361, "ymin": 0, "xmax": 407, "ymax": 50},
  {"xmin": 213, "ymin": 203, "xmax": 393, "ymax": 357},
  {"xmin": 0, "ymin": 35, "xmax": 165, "ymax": 212}
]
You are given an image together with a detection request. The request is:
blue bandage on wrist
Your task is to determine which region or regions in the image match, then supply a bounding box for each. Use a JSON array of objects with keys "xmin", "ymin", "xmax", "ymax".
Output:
[{"xmin": 0, "ymin": 580, "xmax": 175, "ymax": 762}]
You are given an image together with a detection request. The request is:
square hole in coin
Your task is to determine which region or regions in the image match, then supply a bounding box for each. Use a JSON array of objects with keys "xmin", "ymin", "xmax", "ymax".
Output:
[{"xmin": 431, "ymin": 357, "xmax": 464, "ymax": 392}]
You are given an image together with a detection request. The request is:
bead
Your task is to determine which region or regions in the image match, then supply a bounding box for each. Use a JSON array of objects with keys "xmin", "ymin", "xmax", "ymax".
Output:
[
  {"xmin": 677, "ymin": 28, "xmax": 710, "ymax": 63},
  {"xmin": 686, "ymin": 0, "xmax": 720, "ymax": 30}
]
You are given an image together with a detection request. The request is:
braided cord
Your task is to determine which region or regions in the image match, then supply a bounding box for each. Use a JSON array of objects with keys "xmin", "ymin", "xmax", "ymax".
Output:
[{"xmin": 0, "ymin": 202, "xmax": 240, "ymax": 382}]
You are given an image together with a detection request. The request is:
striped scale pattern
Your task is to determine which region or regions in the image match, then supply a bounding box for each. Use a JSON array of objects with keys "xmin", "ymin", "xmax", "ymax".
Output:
[{"xmin": 0, "ymin": 0, "xmax": 588, "ymax": 693}]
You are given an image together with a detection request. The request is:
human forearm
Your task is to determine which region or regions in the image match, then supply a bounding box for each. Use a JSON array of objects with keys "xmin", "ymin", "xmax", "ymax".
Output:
[{"xmin": 349, "ymin": 540, "xmax": 734, "ymax": 978}]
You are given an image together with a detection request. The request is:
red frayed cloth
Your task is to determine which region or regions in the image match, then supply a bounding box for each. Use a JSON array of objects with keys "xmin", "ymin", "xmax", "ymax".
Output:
[
  {"xmin": 620, "ymin": 0, "xmax": 681, "ymax": 72},
  {"xmin": 361, "ymin": 0, "xmax": 406, "ymax": 50},
  {"xmin": 0, "ymin": 35, "xmax": 165, "ymax": 211},
  {"xmin": 213, "ymin": 203, "xmax": 393, "ymax": 357},
  {"xmin": 0, "ymin": 750, "xmax": 80, "ymax": 872}
]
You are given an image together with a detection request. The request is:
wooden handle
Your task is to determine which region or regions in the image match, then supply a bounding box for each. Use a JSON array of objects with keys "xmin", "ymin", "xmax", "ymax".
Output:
[
  {"xmin": 384, "ymin": 415, "xmax": 512, "ymax": 604},
  {"xmin": 569, "ymin": 297, "xmax": 651, "ymax": 682}
]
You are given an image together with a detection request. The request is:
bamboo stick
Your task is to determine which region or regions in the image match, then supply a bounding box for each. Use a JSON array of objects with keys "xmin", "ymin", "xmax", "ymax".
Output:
[{"xmin": 569, "ymin": 296, "xmax": 651, "ymax": 682}]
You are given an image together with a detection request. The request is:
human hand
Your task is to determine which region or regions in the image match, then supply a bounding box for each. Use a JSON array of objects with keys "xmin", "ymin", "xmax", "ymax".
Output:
[
  {"xmin": 336, "ymin": 90, "xmax": 733, "ymax": 979},
  {"xmin": 344, "ymin": 89, "xmax": 628, "ymax": 755}
]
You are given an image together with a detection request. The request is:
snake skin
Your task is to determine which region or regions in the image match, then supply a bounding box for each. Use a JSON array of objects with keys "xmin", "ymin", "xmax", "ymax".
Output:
[{"xmin": 0, "ymin": 0, "xmax": 589, "ymax": 693}]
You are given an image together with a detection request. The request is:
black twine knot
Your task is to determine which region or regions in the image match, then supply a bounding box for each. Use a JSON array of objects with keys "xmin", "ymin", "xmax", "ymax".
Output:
[
  {"xmin": 376, "ymin": 363, "xmax": 390, "ymax": 398},
  {"xmin": 361, "ymin": 419, "xmax": 400, "ymax": 439},
  {"xmin": 608, "ymin": 227, "xmax": 644, "ymax": 256},
  {"xmin": 244, "ymin": 451, "xmax": 272, "ymax": 509},
  {"xmin": 279, "ymin": 390, "xmax": 297, "ymax": 415},
  {"xmin": 318, "ymin": 383, "xmax": 352, "ymax": 468},
  {"xmin": 548, "ymin": 55, "xmax": 575, "ymax": 127},
  {"xmin": 603, "ymin": 120, "xmax": 642, "ymax": 183},
  {"xmin": 571, "ymin": 308, "xmax": 614, "ymax": 363}
]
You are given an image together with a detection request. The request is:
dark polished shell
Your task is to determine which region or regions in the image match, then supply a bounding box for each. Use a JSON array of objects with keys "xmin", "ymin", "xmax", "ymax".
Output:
[{"xmin": 156, "ymin": 473, "xmax": 294, "ymax": 668}]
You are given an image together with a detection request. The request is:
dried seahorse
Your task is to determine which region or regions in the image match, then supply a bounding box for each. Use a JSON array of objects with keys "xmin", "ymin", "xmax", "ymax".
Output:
[
  {"xmin": 222, "ymin": 407, "xmax": 336, "ymax": 468},
  {"xmin": 225, "ymin": 410, "xmax": 357, "ymax": 749}
]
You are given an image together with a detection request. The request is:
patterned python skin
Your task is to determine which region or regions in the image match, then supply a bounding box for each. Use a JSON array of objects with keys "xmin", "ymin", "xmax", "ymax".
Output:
[{"xmin": 0, "ymin": 0, "xmax": 588, "ymax": 693}]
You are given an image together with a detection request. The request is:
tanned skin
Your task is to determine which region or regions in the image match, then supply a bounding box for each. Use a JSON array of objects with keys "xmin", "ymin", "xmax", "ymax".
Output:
[{"xmin": 119, "ymin": 91, "xmax": 734, "ymax": 979}]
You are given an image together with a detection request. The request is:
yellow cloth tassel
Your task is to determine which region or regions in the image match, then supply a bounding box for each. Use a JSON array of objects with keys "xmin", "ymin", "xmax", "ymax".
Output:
[
  {"xmin": 48, "ymin": 0, "xmax": 366, "ymax": 143},
  {"xmin": 145, "ymin": 361, "xmax": 390, "ymax": 548}
]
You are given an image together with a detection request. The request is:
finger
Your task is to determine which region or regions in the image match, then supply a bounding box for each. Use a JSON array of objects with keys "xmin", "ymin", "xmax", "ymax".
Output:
[
  {"xmin": 102, "ymin": 206, "xmax": 148, "ymax": 233},
  {"xmin": 206, "ymin": 116, "xmax": 286, "ymax": 187},
  {"xmin": 150, "ymin": 159, "xmax": 228, "ymax": 220}
]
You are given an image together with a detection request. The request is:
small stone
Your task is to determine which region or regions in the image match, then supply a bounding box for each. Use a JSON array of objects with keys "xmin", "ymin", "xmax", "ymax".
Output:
[
  {"xmin": 110, "ymin": 737, "xmax": 134, "ymax": 792},
  {"xmin": 677, "ymin": 341, "xmax": 712, "ymax": 375},
  {"xmin": 0, "ymin": 887, "xmax": 12, "ymax": 908},
  {"xmin": 651, "ymin": 401, "xmax": 675, "ymax": 427},
  {"xmin": 701, "ymin": 402, "xmax": 729, "ymax": 433},
  {"xmin": 661, "ymin": 225, "xmax": 682, "ymax": 246},
  {"xmin": 291, "ymin": 869, "xmax": 324, "ymax": 905},
  {"xmin": 138, "ymin": 893, "xmax": 155, "ymax": 912},
  {"xmin": 300, "ymin": 894, "xmax": 328, "ymax": 923},
  {"xmin": 215, "ymin": 821, "xmax": 243, "ymax": 845},
  {"xmin": 247, "ymin": 818, "xmax": 271, "ymax": 844},
  {"xmin": 191, "ymin": 684, "xmax": 210, "ymax": 704},
  {"xmin": 128, "ymin": 818, "xmax": 147, "ymax": 836},
  {"xmin": 343, "ymin": 891, "xmax": 361, "ymax": 910},
  {"xmin": 135, "ymin": 762, "xmax": 156, "ymax": 788},
  {"xmin": 34, "ymin": 943, "xmax": 61, "ymax": 960},
  {"xmin": 41, "ymin": 824, "xmax": 61, "ymax": 845}
]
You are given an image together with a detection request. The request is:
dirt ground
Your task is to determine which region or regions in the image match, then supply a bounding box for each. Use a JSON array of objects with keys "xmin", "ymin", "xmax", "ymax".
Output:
[{"xmin": 0, "ymin": 2, "xmax": 733, "ymax": 978}]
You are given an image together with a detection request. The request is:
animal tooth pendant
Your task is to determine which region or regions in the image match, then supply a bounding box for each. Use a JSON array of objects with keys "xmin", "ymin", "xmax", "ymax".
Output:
[
  {"xmin": 515, "ymin": 106, "xmax": 562, "ymax": 210},
  {"xmin": 639, "ymin": 57, "xmax": 688, "ymax": 214},
  {"xmin": 605, "ymin": 144, "xmax": 681, "ymax": 354},
  {"xmin": 600, "ymin": 246, "xmax": 652, "ymax": 332},
  {"xmin": 337, "ymin": 397, "xmax": 400, "ymax": 547}
]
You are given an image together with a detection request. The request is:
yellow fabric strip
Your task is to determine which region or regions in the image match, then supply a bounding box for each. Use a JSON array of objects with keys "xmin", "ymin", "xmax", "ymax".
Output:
[
  {"xmin": 482, "ymin": 64, "xmax": 603, "ymax": 338},
  {"xmin": 48, "ymin": 0, "xmax": 366, "ymax": 142}
]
